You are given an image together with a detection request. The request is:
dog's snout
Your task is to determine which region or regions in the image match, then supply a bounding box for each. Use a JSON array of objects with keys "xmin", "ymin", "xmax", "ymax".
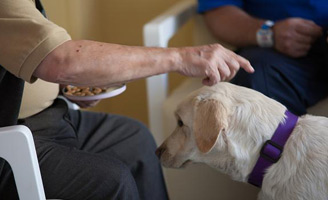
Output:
[{"xmin": 155, "ymin": 147, "xmax": 166, "ymax": 159}]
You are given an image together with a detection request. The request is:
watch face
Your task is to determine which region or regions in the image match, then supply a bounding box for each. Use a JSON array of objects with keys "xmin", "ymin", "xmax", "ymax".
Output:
[
  {"xmin": 257, "ymin": 29, "xmax": 274, "ymax": 47},
  {"xmin": 265, "ymin": 20, "xmax": 274, "ymax": 27}
]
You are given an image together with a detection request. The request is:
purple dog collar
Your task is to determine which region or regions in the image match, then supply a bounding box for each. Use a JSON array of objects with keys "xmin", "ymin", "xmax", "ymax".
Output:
[{"xmin": 248, "ymin": 110, "xmax": 298, "ymax": 187}]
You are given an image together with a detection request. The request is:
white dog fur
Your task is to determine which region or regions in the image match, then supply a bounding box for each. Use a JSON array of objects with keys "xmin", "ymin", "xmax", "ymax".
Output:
[{"xmin": 156, "ymin": 82, "xmax": 328, "ymax": 200}]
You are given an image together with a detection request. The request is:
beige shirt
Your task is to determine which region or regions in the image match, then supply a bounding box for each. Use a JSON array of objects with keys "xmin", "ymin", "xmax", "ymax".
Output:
[{"xmin": 0, "ymin": 0, "xmax": 71, "ymax": 118}]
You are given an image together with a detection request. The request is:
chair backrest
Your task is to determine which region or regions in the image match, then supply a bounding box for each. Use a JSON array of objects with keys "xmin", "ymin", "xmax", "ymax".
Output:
[
  {"xmin": 193, "ymin": 15, "xmax": 236, "ymax": 50},
  {"xmin": 193, "ymin": 15, "xmax": 217, "ymax": 45},
  {"xmin": 143, "ymin": 0, "xmax": 235, "ymax": 144},
  {"xmin": 143, "ymin": 0, "xmax": 197, "ymax": 144}
]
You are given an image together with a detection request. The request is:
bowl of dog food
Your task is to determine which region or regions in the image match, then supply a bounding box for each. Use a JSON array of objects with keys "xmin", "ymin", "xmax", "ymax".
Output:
[{"xmin": 63, "ymin": 84, "xmax": 126, "ymax": 101}]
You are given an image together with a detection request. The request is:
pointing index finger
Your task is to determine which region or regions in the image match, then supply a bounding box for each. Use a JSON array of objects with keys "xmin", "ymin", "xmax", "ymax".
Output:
[{"xmin": 236, "ymin": 55, "xmax": 254, "ymax": 73}]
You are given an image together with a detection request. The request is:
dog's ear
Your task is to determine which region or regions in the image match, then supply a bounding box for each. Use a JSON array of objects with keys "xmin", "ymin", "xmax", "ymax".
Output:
[{"xmin": 193, "ymin": 98, "xmax": 228, "ymax": 153}]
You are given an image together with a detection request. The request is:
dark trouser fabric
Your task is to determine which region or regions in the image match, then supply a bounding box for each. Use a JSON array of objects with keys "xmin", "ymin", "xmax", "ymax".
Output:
[
  {"xmin": 0, "ymin": 99, "xmax": 168, "ymax": 200},
  {"xmin": 231, "ymin": 33, "xmax": 328, "ymax": 115}
]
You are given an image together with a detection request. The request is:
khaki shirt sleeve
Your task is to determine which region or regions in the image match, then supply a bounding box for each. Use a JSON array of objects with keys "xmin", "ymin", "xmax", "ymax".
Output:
[{"xmin": 0, "ymin": 0, "xmax": 71, "ymax": 82}]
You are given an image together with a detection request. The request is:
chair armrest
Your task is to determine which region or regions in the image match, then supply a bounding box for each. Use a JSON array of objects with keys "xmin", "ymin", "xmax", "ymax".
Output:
[
  {"xmin": 0, "ymin": 125, "xmax": 46, "ymax": 200},
  {"xmin": 143, "ymin": 0, "xmax": 197, "ymax": 143}
]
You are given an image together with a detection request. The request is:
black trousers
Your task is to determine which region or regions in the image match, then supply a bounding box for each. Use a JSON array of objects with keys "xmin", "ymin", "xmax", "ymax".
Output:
[
  {"xmin": 0, "ymin": 99, "xmax": 168, "ymax": 200},
  {"xmin": 232, "ymin": 32, "xmax": 328, "ymax": 115}
]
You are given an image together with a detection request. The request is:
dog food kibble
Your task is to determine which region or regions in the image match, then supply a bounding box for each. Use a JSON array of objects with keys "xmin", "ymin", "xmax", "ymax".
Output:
[{"xmin": 65, "ymin": 86, "xmax": 107, "ymax": 96}]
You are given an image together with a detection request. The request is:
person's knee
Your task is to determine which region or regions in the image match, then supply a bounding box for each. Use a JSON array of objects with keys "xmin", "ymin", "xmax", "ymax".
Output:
[
  {"xmin": 124, "ymin": 118, "xmax": 157, "ymax": 151},
  {"xmin": 96, "ymin": 160, "xmax": 139, "ymax": 199},
  {"xmin": 238, "ymin": 47, "xmax": 280, "ymax": 65},
  {"xmin": 231, "ymin": 63, "xmax": 267, "ymax": 93},
  {"xmin": 121, "ymin": 118, "xmax": 161, "ymax": 169},
  {"xmin": 233, "ymin": 47, "xmax": 308, "ymax": 115},
  {"xmin": 232, "ymin": 47, "xmax": 280, "ymax": 93},
  {"xmin": 76, "ymin": 158, "xmax": 139, "ymax": 200}
]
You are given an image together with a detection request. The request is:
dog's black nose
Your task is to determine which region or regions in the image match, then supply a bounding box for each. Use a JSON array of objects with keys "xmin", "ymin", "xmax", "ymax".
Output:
[{"xmin": 155, "ymin": 147, "xmax": 165, "ymax": 159}]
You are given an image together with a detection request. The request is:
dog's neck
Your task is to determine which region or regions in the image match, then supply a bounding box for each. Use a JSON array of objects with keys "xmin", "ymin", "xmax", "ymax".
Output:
[
  {"xmin": 204, "ymin": 95, "xmax": 287, "ymax": 182},
  {"xmin": 248, "ymin": 110, "xmax": 298, "ymax": 187}
]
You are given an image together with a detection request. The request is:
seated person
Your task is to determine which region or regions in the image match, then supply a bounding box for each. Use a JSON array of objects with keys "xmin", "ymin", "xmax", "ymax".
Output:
[
  {"xmin": 0, "ymin": 0, "xmax": 254, "ymax": 199},
  {"xmin": 198, "ymin": 0, "xmax": 328, "ymax": 115}
]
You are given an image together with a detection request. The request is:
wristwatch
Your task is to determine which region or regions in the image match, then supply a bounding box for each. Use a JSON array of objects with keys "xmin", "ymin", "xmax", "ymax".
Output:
[{"xmin": 256, "ymin": 20, "xmax": 275, "ymax": 47}]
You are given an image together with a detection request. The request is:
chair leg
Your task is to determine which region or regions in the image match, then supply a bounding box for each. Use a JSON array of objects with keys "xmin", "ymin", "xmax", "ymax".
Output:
[{"xmin": 0, "ymin": 125, "xmax": 46, "ymax": 200}]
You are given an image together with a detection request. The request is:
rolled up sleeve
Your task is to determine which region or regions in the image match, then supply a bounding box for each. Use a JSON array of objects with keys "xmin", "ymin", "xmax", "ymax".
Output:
[
  {"xmin": 0, "ymin": 0, "xmax": 71, "ymax": 82},
  {"xmin": 197, "ymin": 0, "xmax": 243, "ymax": 13}
]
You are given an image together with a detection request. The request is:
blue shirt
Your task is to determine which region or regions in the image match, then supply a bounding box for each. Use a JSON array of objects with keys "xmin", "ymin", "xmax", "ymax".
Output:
[{"xmin": 198, "ymin": 0, "xmax": 328, "ymax": 27}]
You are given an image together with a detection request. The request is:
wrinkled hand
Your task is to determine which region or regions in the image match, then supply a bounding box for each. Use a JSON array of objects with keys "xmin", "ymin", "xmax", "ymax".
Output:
[
  {"xmin": 176, "ymin": 44, "xmax": 254, "ymax": 86},
  {"xmin": 273, "ymin": 18, "xmax": 322, "ymax": 58}
]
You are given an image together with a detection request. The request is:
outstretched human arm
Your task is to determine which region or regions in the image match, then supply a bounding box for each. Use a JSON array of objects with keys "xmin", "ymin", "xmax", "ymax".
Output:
[
  {"xmin": 0, "ymin": 0, "xmax": 253, "ymax": 88},
  {"xmin": 203, "ymin": 6, "xmax": 322, "ymax": 58},
  {"xmin": 34, "ymin": 40, "xmax": 254, "ymax": 87}
]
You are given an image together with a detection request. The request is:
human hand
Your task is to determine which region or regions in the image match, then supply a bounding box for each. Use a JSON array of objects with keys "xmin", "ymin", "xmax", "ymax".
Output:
[
  {"xmin": 273, "ymin": 18, "xmax": 322, "ymax": 58},
  {"xmin": 175, "ymin": 44, "xmax": 254, "ymax": 86}
]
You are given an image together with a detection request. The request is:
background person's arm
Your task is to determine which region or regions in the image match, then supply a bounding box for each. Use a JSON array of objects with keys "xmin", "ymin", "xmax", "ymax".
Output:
[
  {"xmin": 203, "ymin": 6, "xmax": 322, "ymax": 58},
  {"xmin": 34, "ymin": 40, "xmax": 254, "ymax": 87},
  {"xmin": 203, "ymin": 6, "xmax": 264, "ymax": 47}
]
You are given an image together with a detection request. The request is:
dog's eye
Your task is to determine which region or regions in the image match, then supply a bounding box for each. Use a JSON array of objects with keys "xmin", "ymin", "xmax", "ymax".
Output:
[{"xmin": 177, "ymin": 119, "xmax": 184, "ymax": 127}]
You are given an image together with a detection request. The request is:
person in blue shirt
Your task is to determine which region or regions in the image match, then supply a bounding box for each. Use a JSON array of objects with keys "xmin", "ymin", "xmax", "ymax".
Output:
[{"xmin": 198, "ymin": 0, "xmax": 328, "ymax": 115}]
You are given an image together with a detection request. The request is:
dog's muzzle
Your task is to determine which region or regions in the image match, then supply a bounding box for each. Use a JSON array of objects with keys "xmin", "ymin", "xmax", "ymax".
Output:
[{"xmin": 155, "ymin": 147, "xmax": 166, "ymax": 159}]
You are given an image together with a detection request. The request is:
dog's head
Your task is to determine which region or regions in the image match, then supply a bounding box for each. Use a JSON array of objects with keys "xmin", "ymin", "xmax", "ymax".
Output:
[{"xmin": 156, "ymin": 82, "xmax": 286, "ymax": 181}]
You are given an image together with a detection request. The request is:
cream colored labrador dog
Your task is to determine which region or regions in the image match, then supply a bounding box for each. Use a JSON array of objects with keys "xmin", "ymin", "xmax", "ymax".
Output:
[{"xmin": 156, "ymin": 82, "xmax": 328, "ymax": 200}]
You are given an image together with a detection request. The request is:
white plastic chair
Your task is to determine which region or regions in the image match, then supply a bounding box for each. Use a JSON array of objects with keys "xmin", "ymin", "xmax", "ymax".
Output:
[
  {"xmin": 0, "ymin": 97, "xmax": 75, "ymax": 200},
  {"xmin": 0, "ymin": 125, "xmax": 46, "ymax": 200},
  {"xmin": 143, "ymin": 0, "xmax": 328, "ymax": 199}
]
